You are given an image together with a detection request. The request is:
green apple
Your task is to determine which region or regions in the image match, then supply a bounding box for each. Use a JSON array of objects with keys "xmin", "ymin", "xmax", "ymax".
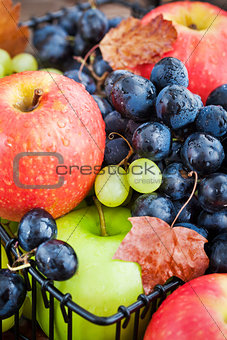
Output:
[
  {"xmin": 36, "ymin": 206, "xmax": 148, "ymax": 339},
  {"xmin": 0, "ymin": 49, "xmax": 12, "ymax": 75},
  {"xmin": 1, "ymin": 244, "xmax": 23, "ymax": 332}
]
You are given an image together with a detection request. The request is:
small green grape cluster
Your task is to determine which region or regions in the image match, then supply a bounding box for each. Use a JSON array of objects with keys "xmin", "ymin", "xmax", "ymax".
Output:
[
  {"xmin": 0, "ymin": 48, "xmax": 63, "ymax": 77},
  {"xmin": 95, "ymin": 158, "xmax": 162, "ymax": 207}
]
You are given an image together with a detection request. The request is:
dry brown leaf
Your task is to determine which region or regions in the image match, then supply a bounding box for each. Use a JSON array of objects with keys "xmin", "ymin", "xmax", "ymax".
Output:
[
  {"xmin": 113, "ymin": 217, "xmax": 209, "ymax": 295},
  {"xmin": 0, "ymin": 0, "xmax": 29, "ymax": 56},
  {"xmin": 100, "ymin": 14, "xmax": 177, "ymax": 70}
]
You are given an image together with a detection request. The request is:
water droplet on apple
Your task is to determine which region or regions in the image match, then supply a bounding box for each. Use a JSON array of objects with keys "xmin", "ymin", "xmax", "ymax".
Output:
[
  {"xmin": 57, "ymin": 121, "xmax": 66, "ymax": 128},
  {"xmin": 62, "ymin": 138, "xmax": 70, "ymax": 147},
  {"xmin": 3, "ymin": 178, "xmax": 12, "ymax": 186},
  {"xmin": 4, "ymin": 138, "xmax": 13, "ymax": 148},
  {"xmin": 209, "ymin": 55, "xmax": 218, "ymax": 65}
]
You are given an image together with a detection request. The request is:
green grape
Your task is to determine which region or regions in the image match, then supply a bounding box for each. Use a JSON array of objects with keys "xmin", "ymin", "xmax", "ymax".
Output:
[
  {"xmin": 95, "ymin": 165, "xmax": 130, "ymax": 207},
  {"xmin": 12, "ymin": 53, "xmax": 38, "ymax": 73},
  {"xmin": 39, "ymin": 68, "xmax": 63, "ymax": 74},
  {"xmin": 0, "ymin": 48, "xmax": 12, "ymax": 75},
  {"xmin": 0, "ymin": 64, "xmax": 5, "ymax": 78},
  {"xmin": 127, "ymin": 158, "xmax": 162, "ymax": 194}
]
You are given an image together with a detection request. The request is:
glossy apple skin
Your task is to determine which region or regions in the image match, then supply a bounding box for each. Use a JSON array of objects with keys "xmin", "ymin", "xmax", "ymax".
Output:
[
  {"xmin": 144, "ymin": 274, "xmax": 227, "ymax": 339},
  {"xmin": 0, "ymin": 71, "xmax": 105, "ymax": 221},
  {"xmin": 1, "ymin": 245, "xmax": 23, "ymax": 332},
  {"xmin": 133, "ymin": 1, "xmax": 227, "ymax": 103},
  {"xmin": 36, "ymin": 206, "xmax": 148, "ymax": 340}
]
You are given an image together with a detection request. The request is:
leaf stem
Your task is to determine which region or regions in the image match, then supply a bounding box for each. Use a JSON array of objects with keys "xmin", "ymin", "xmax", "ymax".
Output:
[
  {"xmin": 170, "ymin": 171, "xmax": 198, "ymax": 228},
  {"xmin": 93, "ymin": 197, "xmax": 108, "ymax": 236}
]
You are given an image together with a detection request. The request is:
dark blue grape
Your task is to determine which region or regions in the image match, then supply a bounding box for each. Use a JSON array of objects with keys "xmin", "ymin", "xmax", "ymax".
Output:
[
  {"xmin": 196, "ymin": 105, "xmax": 227, "ymax": 137},
  {"xmin": 104, "ymin": 70, "xmax": 132, "ymax": 100},
  {"xmin": 104, "ymin": 110, "xmax": 128, "ymax": 136},
  {"xmin": 181, "ymin": 133, "xmax": 224, "ymax": 174},
  {"xmin": 206, "ymin": 84, "xmax": 227, "ymax": 111},
  {"xmin": 198, "ymin": 210, "xmax": 227, "ymax": 239},
  {"xmin": 18, "ymin": 208, "xmax": 57, "ymax": 251},
  {"xmin": 58, "ymin": 7, "xmax": 82, "ymax": 35},
  {"xmin": 150, "ymin": 57, "xmax": 189, "ymax": 91},
  {"xmin": 92, "ymin": 95, "xmax": 113, "ymax": 119},
  {"xmin": 111, "ymin": 75, "xmax": 156, "ymax": 122},
  {"xmin": 73, "ymin": 33, "xmax": 93, "ymax": 57},
  {"xmin": 205, "ymin": 233, "xmax": 227, "ymax": 273},
  {"xmin": 108, "ymin": 17, "xmax": 123, "ymax": 30},
  {"xmin": 124, "ymin": 119, "xmax": 141, "ymax": 145},
  {"xmin": 33, "ymin": 25, "xmax": 72, "ymax": 68},
  {"xmin": 33, "ymin": 25, "xmax": 67, "ymax": 46},
  {"xmin": 131, "ymin": 193, "xmax": 176, "ymax": 224},
  {"xmin": 79, "ymin": 9, "xmax": 108, "ymax": 43},
  {"xmin": 93, "ymin": 55, "xmax": 112, "ymax": 78},
  {"xmin": 173, "ymin": 196, "xmax": 200, "ymax": 224},
  {"xmin": 104, "ymin": 138, "xmax": 129, "ymax": 165},
  {"xmin": 0, "ymin": 269, "xmax": 26, "ymax": 319},
  {"xmin": 159, "ymin": 163, "xmax": 193, "ymax": 200},
  {"xmin": 64, "ymin": 69, "xmax": 96, "ymax": 94},
  {"xmin": 164, "ymin": 141, "xmax": 182, "ymax": 166},
  {"xmin": 194, "ymin": 94, "xmax": 203, "ymax": 109},
  {"xmin": 36, "ymin": 239, "xmax": 78, "ymax": 281},
  {"xmin": 156, "ymin": 85, "xmax": 199, "ymax": 129},
  {"xmin": 198, "ymin": 173, "xmax": 227, "ymax": 212},
  {"xmin": 132, "ymin": 122, "xmax": 171, "ymax": 161},
  {"xmin": 174, "ymin": 222, "xmax": 208, "ymax": 239}
]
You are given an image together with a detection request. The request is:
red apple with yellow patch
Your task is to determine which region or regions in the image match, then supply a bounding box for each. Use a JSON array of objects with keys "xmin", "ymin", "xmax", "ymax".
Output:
[
  {"xmin": 0, "ymin": 71, "xmax": 105, "ymax": 221},
  {"xmin": 134, "ymin": 1, "xmax": 227, "ymax": 103}
]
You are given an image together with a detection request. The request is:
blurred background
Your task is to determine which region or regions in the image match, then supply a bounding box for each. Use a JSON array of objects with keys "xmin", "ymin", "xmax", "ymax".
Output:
[{"xmin": 14, "ymin": 0, "xmax": 227, "ymax": 21}]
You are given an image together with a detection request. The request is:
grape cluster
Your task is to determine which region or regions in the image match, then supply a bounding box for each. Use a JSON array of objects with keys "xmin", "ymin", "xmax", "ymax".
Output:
[
  {"xmin": 93, "ymin": 57, "xmax": 226, "ymax": 273},
  {"xmin": 17, "ymin": 208, "xmax": 78, "ymax": 281},
  {"xmin": 31, "ymin": 6, "xmax": 123, "ymax": 93}
]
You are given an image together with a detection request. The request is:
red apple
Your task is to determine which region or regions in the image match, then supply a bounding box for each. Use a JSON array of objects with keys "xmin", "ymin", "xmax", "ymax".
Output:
[
  {"xmin": 133, "ymin": 1, "xmax": 227, "ymax": 103},
  {"xmin": 144, "ymin": 274, "xmax": 227, "ymax": 339},
  {"xmin": 0, "ymin": 71, "xmax": 105, "ymax": 221}
]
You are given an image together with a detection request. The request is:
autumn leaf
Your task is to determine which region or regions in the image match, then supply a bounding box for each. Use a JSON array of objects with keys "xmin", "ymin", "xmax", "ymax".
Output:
[
  {"xmin": 113, "ymin": 217, "xmax": 209, "ymax": 295},
  {"xmin": 100, "ymin": 14, "xmax": 177, "ymax": 70},
  {"xmin": 0, "ymin": 0, "xmax": 29, "ymax": 56}
]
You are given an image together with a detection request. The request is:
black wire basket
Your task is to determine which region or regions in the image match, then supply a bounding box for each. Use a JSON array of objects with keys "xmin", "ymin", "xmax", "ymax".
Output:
[{"xmin": 0, "ymin": 1, "xmax": 183, "ymax": 339}]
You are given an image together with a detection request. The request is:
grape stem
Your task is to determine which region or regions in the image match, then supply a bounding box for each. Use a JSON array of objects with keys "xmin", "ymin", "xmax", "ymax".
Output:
[
  {"xmin": 27, "ymin": 88, "xmax": 43, "ymax": 112},
  {"xmin": 93, "ymin": 197, "xmax": 108, "ymax": 236},
  {"xmin": 170, "ymin": 171, "xmax": 198, "ymax": 228},
  {"xmin": 77, "ymin": 44, "xmax": 100, "ymax": 83},
  {"xmin": 108, "ymin": 132, "xmax": 134, "ymax": 168},
  {"xmin": 7, "ymin": 247, "xmax": 37, "ymax": 272},
  {"xmin": 74, "ymin": 55, "xmax": 109, "ymax": 94}
]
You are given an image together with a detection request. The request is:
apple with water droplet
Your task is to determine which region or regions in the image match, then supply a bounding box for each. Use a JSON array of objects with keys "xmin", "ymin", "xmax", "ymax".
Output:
[
  {"xmin": 0, "ymin": 71, "xmax": 105, "ymax": 221},
  {"xmin": 133, "ymin": 1, "xmax": 227, "ymax": 103},
  {"xmin": 144, "ymin": 273, "xmax": 227, "ymax": 339}
]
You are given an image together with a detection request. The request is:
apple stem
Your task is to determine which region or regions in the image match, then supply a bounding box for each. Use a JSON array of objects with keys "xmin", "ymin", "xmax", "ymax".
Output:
[
  {"xmin": 93, "ymin": 197, "xmax": 108, "ymax": 236},
  {"xmin": 27, "ymin": 88, "xmax": 43, "ymax": 112},
  {"xmin": 109, "ymin": 132, "xmax": 134, "ymax": 169},
  {"xmin": 170, "ymin": 171, "xmax": 198, "ymax": 228}
]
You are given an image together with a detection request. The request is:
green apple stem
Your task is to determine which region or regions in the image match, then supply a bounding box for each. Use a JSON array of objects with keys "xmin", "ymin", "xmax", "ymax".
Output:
[
  {"xmin": 93, "ymin": 197, "xmax": 108, "ymax": 236},
  {"xmin": 170, "ymin": 171, "xmax": 198, "ymax": 228},
  {"xmin": 27, "ymin": 88, "xmax": 43, "ymax": 112}
]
